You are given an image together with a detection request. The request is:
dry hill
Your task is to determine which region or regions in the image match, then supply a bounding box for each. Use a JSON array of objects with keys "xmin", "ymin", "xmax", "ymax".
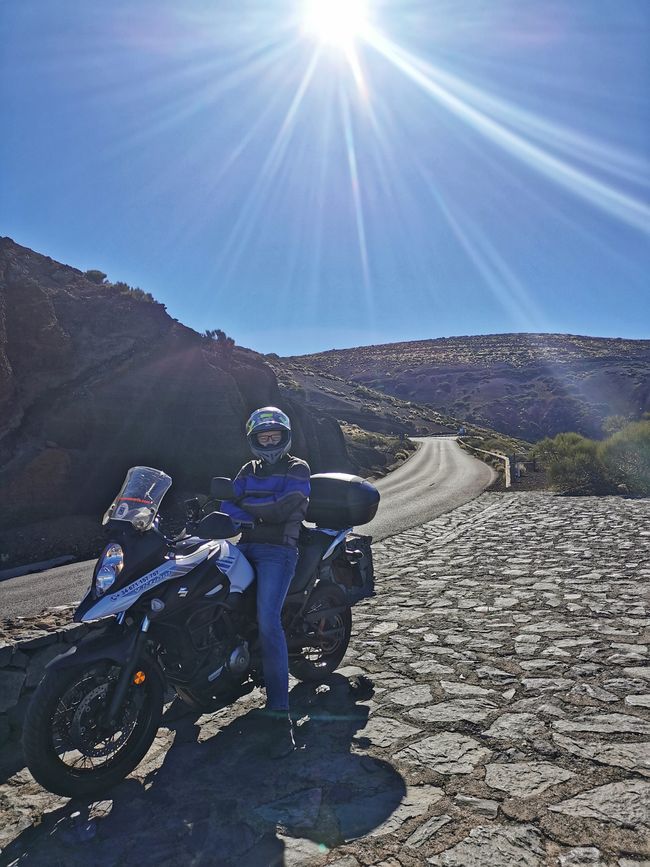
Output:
[{"xmin": 290, "ymin": 334, "xmax": 650, "ymax": 441}]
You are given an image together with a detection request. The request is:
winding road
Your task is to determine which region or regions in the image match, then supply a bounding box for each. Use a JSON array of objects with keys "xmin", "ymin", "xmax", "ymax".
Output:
[
  {"xmin": 0, "ymin": 437, "xmax": 494, "ymax": 618},
  {"xmin": 361, "ymin": 435, "xmax": 495, "ymax": 541}
]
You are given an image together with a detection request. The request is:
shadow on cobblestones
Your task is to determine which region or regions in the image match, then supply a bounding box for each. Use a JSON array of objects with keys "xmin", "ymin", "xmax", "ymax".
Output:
[
  {"xmin": 0, "ymin": 743, "xmax": 25, "ymax": 790},
  {"xmin": 3, "ymin": 492, "xmax": 649, "ymax": 866},
  {"xmin": 1, "ymin": 674, "xmax": 406, "ymax": 866}
]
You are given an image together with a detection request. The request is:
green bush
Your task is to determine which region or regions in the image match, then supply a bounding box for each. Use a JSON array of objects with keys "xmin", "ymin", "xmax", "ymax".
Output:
[
  {"xmin": 602, "ymin": 414, "xmax": 630, "ymax": 436},
  {"xmin": 534, "ymin": 432, "xmax": 610, "ymax": 495},
  {"xmin": 114, "ymin": 281, "xmax": 156, "ymax": 303},
  {"xmin": 534, "ymin": 422, "xmax": 650, "ymax": 496},
  {"xmin": 600, "ymin": 420, "xmax": 650, "ymax": 496},
  {"xmin": 481, "ymin": 438, "xmax": 507, "ymax": 455},
  {"xmin": 85, "ymin": 269, "xmax": 107, "ymax": 284}
]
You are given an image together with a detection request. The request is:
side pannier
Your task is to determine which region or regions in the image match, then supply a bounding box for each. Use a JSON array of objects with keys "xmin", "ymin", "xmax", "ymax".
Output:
[{"xmin": 331, "ymin": 533, "xmax": 375, "ymax": 603}]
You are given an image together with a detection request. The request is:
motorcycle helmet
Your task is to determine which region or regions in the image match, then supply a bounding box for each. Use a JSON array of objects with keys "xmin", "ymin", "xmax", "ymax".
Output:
[{"xmin": 246, "ymin": 406, "xmax": 292, "ymax": 464}]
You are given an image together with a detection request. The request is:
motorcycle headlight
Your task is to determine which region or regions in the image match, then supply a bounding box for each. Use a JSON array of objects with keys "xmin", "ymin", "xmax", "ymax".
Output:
[{"xmin": 94, "ymin": 543, "xmax": 124, "ymax": 597}]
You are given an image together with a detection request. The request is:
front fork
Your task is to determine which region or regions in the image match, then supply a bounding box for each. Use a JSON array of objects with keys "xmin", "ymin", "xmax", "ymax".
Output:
[{"xmin": 106, "ymin": 615, "xmax": 151, "ymax": 725}]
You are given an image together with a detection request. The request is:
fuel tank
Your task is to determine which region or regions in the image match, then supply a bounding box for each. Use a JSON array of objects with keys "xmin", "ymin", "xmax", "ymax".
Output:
[{"xmin": 213, "ymin": 540, "xmax": 255, "ymax": 593}]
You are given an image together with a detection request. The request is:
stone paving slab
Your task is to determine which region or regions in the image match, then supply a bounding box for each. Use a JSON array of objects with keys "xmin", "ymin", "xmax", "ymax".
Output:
[{"xmin": 0, "ymin": 492, "xmax": 649, "ymax": 866}]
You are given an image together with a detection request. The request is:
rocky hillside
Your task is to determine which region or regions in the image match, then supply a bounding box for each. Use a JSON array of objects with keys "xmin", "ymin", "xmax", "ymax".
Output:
[
  {"xmin": 267, "ymin": 355, "xmax": 460, "ymax": 436},
  {"xmin": 0, "ymin": 238, "xmax": 352, "ymax": 563},
  {"xmin": 265, "ymin": 356, "xmax": 537, "ymax": 479},
  {"xmin": 290, "ymin": 334, "xmax": 650, "ymax": 441}
]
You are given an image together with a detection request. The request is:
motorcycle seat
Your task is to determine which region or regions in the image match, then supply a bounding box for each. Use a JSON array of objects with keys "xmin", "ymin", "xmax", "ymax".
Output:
[{"xmin": 290, "ymin": 530, "xmax": 336, "ymax": 593}]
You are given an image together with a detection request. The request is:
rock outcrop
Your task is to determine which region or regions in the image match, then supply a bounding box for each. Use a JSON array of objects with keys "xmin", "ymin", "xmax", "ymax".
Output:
[{"xmin": 0, "ymin": 238, "xmax": 349, "ymax": 559}]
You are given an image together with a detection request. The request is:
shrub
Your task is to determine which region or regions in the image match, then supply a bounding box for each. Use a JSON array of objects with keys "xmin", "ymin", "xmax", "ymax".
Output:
[
  {"xmin": 114, "ymin": 281, "xmax": 157, "ymax": 303},
  {"xmin": 600, "ymin": 420, "xmax": 650, "ymax": 496},
  {"xmin": 129, "ymin": 287, "xmax": 155, "ymax": 303},
  {"xmin": 204, "ymin": 328, "xmax": 235, "ymax": 365},
  {"xmin": 481, "ymin": 438, "xmax": 508, "ymax": 455},
  {"xmin": 85, "ymin": 269, "xmax": 107, "ymax": 284},
  {"xmin": 602, "ymin": 414, "xmax": 630, "ymax": 436},
  {"xmin": 278, "ymin": 377, "xmax": 306, "ymax": 399},
  {"xmin": 204, "ymin": 328, "xmax": 235, "ymax": 349},
  {"xmin": 534, "ymin": 432, "xmax": 610, "ymax": 495}
]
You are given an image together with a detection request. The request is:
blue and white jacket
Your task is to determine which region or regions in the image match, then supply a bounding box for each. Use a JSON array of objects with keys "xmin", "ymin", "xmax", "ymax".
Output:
[{"xmin": 221, "ymin": 454, "xmax": 311, "ymax": 547}]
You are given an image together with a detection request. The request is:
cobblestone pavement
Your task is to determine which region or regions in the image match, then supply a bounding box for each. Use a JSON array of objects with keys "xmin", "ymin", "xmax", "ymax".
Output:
[{"xmin": 1, "ymin": 492, "xmax": 649, "ymax": 866}]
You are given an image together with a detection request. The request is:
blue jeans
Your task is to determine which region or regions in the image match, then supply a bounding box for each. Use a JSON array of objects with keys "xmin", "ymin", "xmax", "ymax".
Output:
[{"xmin": 237, "ymin": 543, "xmax": 298, "ymax": 711}]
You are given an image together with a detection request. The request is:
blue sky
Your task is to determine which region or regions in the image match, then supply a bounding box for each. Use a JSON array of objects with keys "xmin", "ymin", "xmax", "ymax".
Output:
[{"xmin": 2, "ymin": 0, "xmax": 649, "ymax": 355}]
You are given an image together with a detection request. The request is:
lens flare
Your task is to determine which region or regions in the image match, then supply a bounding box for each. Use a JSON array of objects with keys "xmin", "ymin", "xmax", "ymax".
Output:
[
  {"xmin": 303, "ymin": 0, "xmax": 369, "ymax": 48},
  {"xmin": 132, "ymin": 3, "xmax": 649, "ymax": 337}
]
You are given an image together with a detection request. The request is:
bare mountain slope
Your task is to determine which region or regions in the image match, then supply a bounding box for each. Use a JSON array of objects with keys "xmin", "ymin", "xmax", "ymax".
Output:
[
  {"xmin": 0, "ymin": 238, "xmax": 351, "ymax": 564},
  {"xmin": 266, "ymin": 356, "xmax": 532, "ymax": 475},
  {"xmin": 290, "ymin": 333, "xmax": 650, "ymax": 441}
]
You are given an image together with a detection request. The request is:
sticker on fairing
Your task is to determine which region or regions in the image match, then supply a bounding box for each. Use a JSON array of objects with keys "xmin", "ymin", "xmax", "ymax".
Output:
[{"xmin": 111, "ymin": 561, "xmax": 178, "ymax": 599}]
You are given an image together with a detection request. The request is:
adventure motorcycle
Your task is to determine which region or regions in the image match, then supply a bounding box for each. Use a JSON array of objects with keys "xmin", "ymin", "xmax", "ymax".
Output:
[{"xmin": 22, "ymin": 466, "xmax": 379, "ymax": 798}]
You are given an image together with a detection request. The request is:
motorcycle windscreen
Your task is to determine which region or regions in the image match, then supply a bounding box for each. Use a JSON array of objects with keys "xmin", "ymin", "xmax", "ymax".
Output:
[{"xmin": 102, "ymin": 466, "xmax": 172, "ymax": 531}]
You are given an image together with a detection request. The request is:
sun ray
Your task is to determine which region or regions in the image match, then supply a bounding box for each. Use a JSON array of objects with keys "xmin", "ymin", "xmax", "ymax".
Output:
[
  {"xmin": 340, "ymin": 86, "xmax": 371, "ymax": 297},
  {"xmin": 365, "ymin": 29, "xmax": 650, "ymax": 234},
  {"xmin": 405, "ymin": 57, "xmax": 649, "ymax": 189},
  {"xmin": 309, "ymin": 78, "xmax": 336, "ymax": 294},
  {"xmin": 428, "ymin": 183, "xmax": 545, "ymax": 328},
  {"xmin": 211, "ymin": 50, "xmax": 321, "ymax": 287},
  {"xmin": 107, "ymin": 38, "xmax": 299, "ymax": 159},
  {"xmin": 344, "ymin": 43, "xmax": 369, "ymax": 101},
  {"xmin": 156, "ymin": 87, "xmax": 292, "ymax": 252}
]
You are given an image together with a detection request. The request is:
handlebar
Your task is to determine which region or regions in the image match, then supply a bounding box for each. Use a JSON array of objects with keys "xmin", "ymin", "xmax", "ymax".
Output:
[
  {"xmin": 153, "ymin": 508, "xmax": 255, "ymax": 546},
  {"xmin": 179, "ymin": 496, "xmax": 257, "ymax": 538},
  {"xmin": 182, "ymin": 516, "xmax": 255, "ymax": 536}
]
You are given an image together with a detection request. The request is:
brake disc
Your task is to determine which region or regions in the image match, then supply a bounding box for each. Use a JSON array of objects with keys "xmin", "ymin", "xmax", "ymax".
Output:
[{"xmin": 69, "ymin": 682, "xmax": 136, "ymax": 757}]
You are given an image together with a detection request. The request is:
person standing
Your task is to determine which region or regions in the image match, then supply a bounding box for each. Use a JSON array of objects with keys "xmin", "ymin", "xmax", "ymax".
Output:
[{"xmin": 221, "ymin": 407, "xmax": 310, "ymax": 757}]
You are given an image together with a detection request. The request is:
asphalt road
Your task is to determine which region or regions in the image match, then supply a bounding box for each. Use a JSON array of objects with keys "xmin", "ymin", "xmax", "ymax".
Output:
[
  {"xmin": 360, "ymin": 436, "xmax": 496, "ymax": 542},
  {"xmin": 0, "ymin": 437, "xmax": 494, "ymax": 618}
]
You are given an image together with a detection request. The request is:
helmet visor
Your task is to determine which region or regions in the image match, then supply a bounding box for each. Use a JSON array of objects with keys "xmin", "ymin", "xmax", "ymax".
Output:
[{"xmin": 256, "ymin": 431, "xmax": 283, "ymax": 446}]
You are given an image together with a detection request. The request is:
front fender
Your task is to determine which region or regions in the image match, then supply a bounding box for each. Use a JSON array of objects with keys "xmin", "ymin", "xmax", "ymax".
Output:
[{"xmin": 46, "ymin": 625, "xmax": 138, "ymax": 672}]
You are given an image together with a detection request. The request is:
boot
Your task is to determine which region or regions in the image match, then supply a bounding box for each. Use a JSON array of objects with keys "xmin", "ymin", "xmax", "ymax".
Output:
[{"xmin": 266, "ymin": 711, "xmax": 296, "ymax": 759}]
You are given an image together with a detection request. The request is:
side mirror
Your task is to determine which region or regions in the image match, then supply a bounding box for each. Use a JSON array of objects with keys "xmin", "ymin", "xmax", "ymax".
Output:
[
  {"xmin": 210, "ymin": 477, "xmax": 235, "ymax": 500},
  {"xmin": 197, "ymin": 511, "xmax": 239, "ymax": 540}
]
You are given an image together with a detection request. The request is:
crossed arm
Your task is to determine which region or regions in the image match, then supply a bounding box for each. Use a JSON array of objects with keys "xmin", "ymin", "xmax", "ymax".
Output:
[{"xmin": 221, "ymin": 464, "xmax": 310, "ymax": 525}]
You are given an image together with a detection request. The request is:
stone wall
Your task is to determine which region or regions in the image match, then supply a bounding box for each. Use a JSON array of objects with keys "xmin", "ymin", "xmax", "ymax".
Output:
[{"xmin": 0, "ymin": 607, "xmax": 91, "ymax": 746}]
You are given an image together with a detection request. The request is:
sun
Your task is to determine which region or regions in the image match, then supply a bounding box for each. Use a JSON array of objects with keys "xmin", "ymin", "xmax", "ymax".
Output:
[{"xmin": 302, "ymin": 0, "xmax": 369, "ymax": 49}]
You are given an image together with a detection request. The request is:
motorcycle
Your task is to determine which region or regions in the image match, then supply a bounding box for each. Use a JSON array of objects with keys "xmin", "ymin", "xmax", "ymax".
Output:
[{"xmin": 22, "ymin": 466, "xmax": 379, "ymax": 798}]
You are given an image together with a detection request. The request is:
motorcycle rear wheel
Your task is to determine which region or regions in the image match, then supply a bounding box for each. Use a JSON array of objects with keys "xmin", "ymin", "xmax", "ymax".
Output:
[
  {"xmin": 289, "ymin": 583, "xmax": 352, "ymax": 682},
  {"xmin": 22, "ymin": 659, "xmax": 163, "ymax": 798}
]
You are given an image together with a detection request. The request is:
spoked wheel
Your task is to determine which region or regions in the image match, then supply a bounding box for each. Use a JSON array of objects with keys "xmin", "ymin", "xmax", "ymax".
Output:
[
  {"xmin": 289, "ymin": 583, "xmax": 352, "ymax": 682},
  {"xmin": 22, "ymin": 660, "xmax": 163, "ymax": 798}
]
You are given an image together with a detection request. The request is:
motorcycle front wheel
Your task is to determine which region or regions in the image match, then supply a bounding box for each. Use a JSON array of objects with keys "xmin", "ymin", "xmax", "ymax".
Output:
[
  {"xmin": 289, "ymin": 583, "xmax": 352, "ymax": 682},
  {"xmin": 22, "ymin": 659, "xmax": 163, "ymax": 798}
]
